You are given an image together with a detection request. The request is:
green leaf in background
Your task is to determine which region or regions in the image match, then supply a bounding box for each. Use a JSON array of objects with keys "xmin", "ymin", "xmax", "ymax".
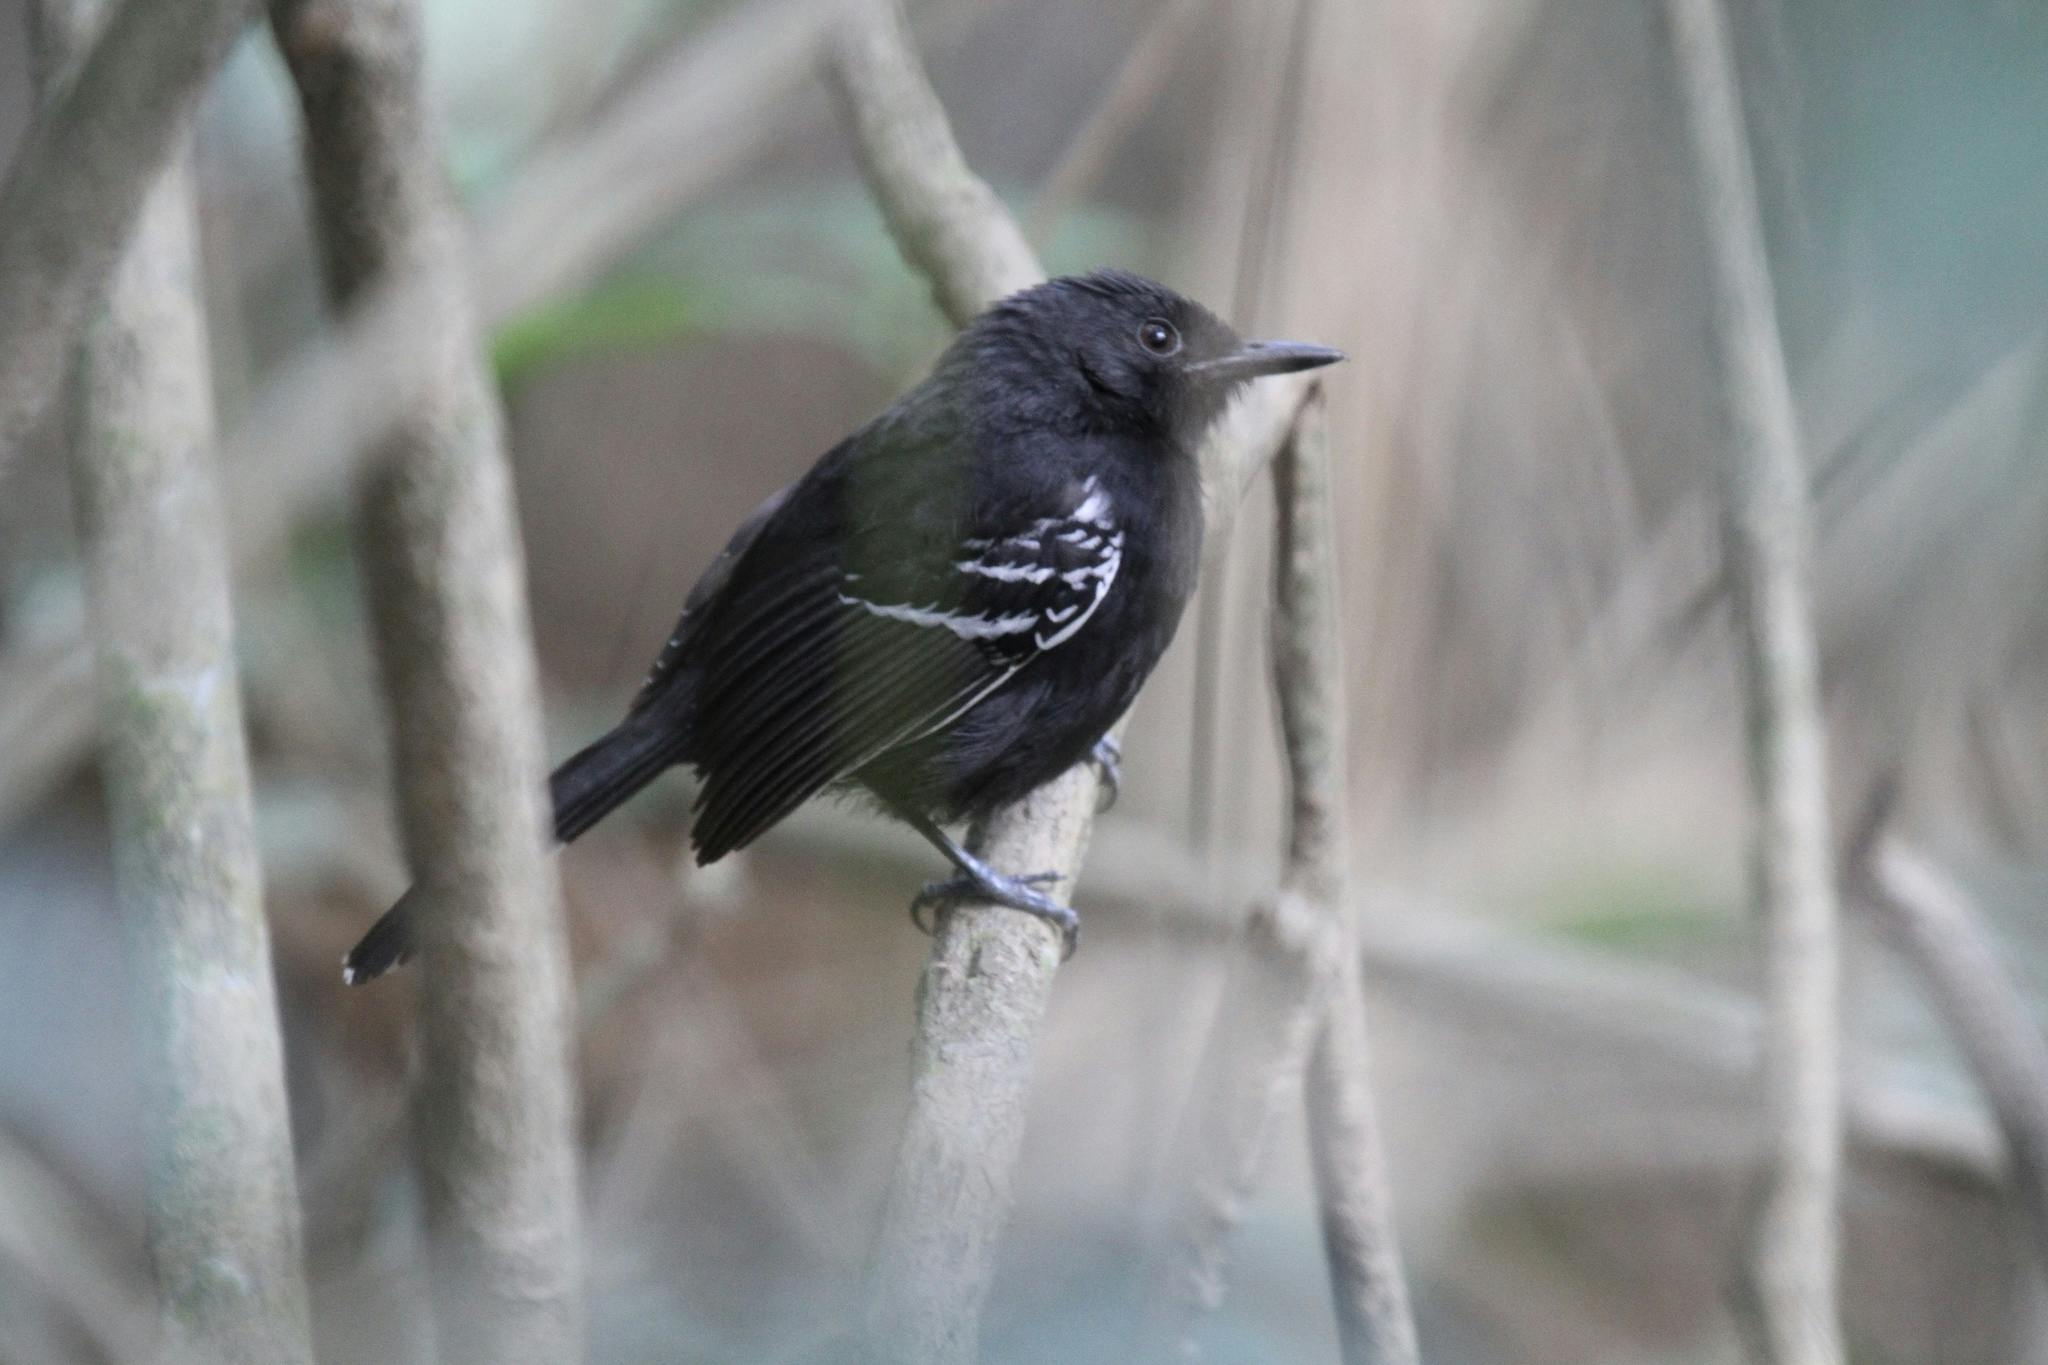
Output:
[
  {"xmin": 490, "ymin": 275, "xmax": 719, "ymax": 392},
  {"xmin": 1532, "ymin": 863, "xmax": 1730, "ymax": 958}
]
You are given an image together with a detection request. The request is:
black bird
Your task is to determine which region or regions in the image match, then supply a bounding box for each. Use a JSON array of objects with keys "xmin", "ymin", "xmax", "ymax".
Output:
[{"xmin": 344, "ymin": 270, "xmax": 1340, "ymax": 981}]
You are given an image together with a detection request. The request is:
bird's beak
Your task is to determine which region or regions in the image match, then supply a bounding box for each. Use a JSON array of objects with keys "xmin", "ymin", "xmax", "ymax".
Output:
[{"xmin": 1187, "ymin": 339, "xmax": 1345, "ymax": 385}]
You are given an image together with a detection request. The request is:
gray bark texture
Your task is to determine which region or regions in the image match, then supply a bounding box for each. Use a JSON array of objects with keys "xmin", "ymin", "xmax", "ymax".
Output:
[
  {"xmin": 827, "ymin": 3, "xmax": 1311, "ymax": 1359},
  {"xmin": 1849, "ymin": 820, "xmax": 2048, "ymax": 1277},
  {"xmin": 270, "ymin": 2, "xmax": 583, "ymax": 1361},
  {"xmin": 2, "ymin": 0, "xmax": 259, "ymax": 451},
  {"xmin": 30, "ymin": 3, "xmax": 314, "ymax": 1360},
  {"xmin": 1153, "ymin": 389, "xmax": 1416, "ymax": 1364},
  {"xmin": 1665, "ymin": 1, "xmax": 1844, "ymax": 1362}
]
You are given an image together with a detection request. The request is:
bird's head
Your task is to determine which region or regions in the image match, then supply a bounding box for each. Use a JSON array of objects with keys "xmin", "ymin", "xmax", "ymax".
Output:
[{"xmin": 961, "ymin": 269, "xmax": 1343, "ymax": 442}]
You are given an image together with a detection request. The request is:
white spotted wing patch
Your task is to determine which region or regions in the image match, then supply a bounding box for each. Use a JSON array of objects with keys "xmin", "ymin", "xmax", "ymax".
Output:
[
  {"xmin": 833, "ymin": 596, "xmax": 1040, "ymax": 640},
  {"xmin": 837, "ymin": 476, "xmax": 1122, "ymax": 660}
]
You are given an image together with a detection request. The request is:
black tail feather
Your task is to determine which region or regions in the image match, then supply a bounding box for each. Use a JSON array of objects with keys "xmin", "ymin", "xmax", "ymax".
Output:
[
  {"xmin": 341, "ymin": 885, "xmax": 422, "ymax": 985},
  {"xmin": 550, "ymin": 713, "xmax": 687, "ymax": 844},
  {"xmin": 341, "ymin": 710, "xmax": 687, "ymax": 986}
]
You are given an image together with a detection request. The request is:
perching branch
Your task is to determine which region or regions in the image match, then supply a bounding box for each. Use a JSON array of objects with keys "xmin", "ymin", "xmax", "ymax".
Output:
[
  {"xmin": 827, "ymin": 8, "xmax": 1062, "ymax": 1359},
  {"xmin": 1844, "ymin": 788, "xmax": 2048, "ymax": 1277},
  {"xmin": 0, "ymin": 0, "xmax": 259, "ymax": 452},
  {"xmin": 269, "ymin": 1, "xmax": 582, "ymax": 1361},
  {"xmin": 1666, "ymin": 1, "xmax": 1844, "ymax": 1361},
  {"xmin": 28, "ymin": 2, "xmax": 313, "ymax": 1358},
  {"xmin": 828, "ymin": 3, "xmax": 1312, "ymax": 1358},
  {"xmin": 1153, "ymin": 388, "xmax": 1416, "ymax": 1364}
]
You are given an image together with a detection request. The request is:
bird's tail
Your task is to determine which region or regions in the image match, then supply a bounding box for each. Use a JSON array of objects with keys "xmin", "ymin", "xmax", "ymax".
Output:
[
  {"xmin": 341, "ymin": 707, "xmax": 690, "ymax": 985},
  {"xmin": 341, "ymin": 883, "xmax": 423, "ymax": 985},
  {"xmin": 550, "ymin": 709, "xmax": 689, "ymax": 844}
]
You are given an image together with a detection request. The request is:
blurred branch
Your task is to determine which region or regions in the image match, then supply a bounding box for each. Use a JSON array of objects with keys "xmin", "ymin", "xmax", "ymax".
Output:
[
  {"xmin": 28, "ymin": 4, "xmax": 314, "ymax": 1359},
  {"xmin": 1151, "ymin": 882, "xmax": 1331, "ymax": 1356},
  {"xmin": 1666, "ymin": 2, "xmax": 1844, "ymax": 1362},
  {"xmin": 0, "ymin": 0, "xmax": 842, "ymax": 832},
  {"xmin": 474, "ymin": 0, "xmax": 844, "ymax": 323},
  {"xmin": 1282, "ymin": 397, "xmax": 1418, "ymax": 1365},
  {"xmin": 0, "ymin": 1124, "xmax": 155, "ymax": 1364},
  {"xmin": 257, "ymin": 771, "xmax": 2010, "ymax": 1196},
  {"xmin": 1155, "ymin": 389, "xmax": 1417, "ymax": 1363},
  {"xmin": 0, "ymin": 0, "xmax": 257, "ymax": 452},
  {"xmin": 1845, "ymin": 785, "xmax": 2048, "ymax": 1275},
  {"xmin": 1308, "ymin": 956, "xmax": 1418, "ymax": 1363},
  {"xmin": 1023, "ymin": 0, "xmax": 1209, "ymax": 250},
  {"xmin": 269, "ymin": 1, "xmax": 582, "ymax": 1361},
  {"xmin": 830, "ymin": 0, "xmax": 1041, "ymax": 317},
  {"xmin": 0, "ymin": 635, "xmax": 91, "ymax": 830}
]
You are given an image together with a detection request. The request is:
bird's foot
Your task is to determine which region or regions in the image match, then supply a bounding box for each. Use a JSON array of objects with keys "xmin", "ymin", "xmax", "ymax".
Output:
[
  {"xmin": 1089, "ymin": 734, "xmax": 1122, "ymax": 812},
  {"xmin": 911, "ymin": 868, "xmax": 1078, "ymax": 958}
]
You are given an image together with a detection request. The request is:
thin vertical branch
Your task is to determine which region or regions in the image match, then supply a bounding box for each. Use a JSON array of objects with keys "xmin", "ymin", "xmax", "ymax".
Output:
[
  {"xmin": 1152, "ymin": 882, "xmax": 1333, "ymax": 1356},
  {"xmin": 1279, "ymin": 394, "xmax": 1418, "ymax": 1365},
  {"xmin": 1307, "ymin": 959, "xmax": 1417, "ymax": 1365},
  {"xmin": 29, "ymin": 2, "xmax": 313, "ymax": 1359},
  {"xmin": 1153, "ymin": 387, "xmax": 1415, "ymax": 1364},
  {"xmin": 1666, "ymin": 2, "xmax": 1843, "ymax": 1361},
  {"xmin": 0, "ymin": 0, "xmax": 259, "ymax": 451},
  {"xmin": 269, "ymin": 2, "xmax": 582, "ymax": 1361}
]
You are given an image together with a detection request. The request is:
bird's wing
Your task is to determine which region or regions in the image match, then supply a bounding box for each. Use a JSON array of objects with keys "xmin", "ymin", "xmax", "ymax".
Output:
[
  {"xmin": 687, "ymin": 475, "xmax": 1124, "ymax": 860},
  {"xmin": 629, "ymin": 482, "xmax": 795, "ymax": 716}
]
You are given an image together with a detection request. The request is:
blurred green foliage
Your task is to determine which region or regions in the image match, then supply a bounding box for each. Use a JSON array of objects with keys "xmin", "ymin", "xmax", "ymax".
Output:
[
  {"xmin": 1532, "ymin": 864, "xmax": 1729, "ymax": 957},
  {"xmin": 491, "ymin": 275, "xmax": 715, "ymax": 392}
]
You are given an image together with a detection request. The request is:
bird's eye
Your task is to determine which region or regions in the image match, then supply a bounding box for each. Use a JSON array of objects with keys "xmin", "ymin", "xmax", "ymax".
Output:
[{"xmin": 1137, "ymin": 318, "xmax": 1181, "ymax": 356}]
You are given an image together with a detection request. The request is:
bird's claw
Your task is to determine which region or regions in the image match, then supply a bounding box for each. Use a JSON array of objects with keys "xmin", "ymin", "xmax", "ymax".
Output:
[
  {"xmin": 1089, "ymin": 735, "xmax": 1122, "ymax": 812},
  {"xmin": 910, "ymin": 869, "xmax": 1078, "ymax": 958}
]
